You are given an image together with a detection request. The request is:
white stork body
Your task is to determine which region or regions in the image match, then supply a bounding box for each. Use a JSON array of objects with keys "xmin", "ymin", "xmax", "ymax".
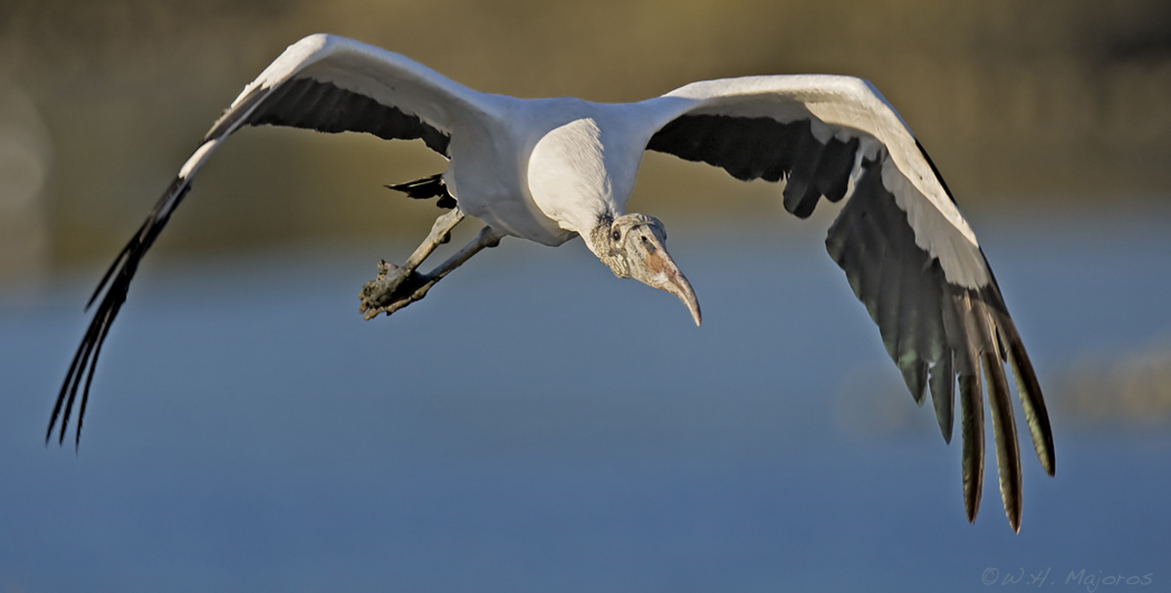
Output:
[{"xmin": 51, "ymin": 34, "xmax": 1054, "ymax": 533}]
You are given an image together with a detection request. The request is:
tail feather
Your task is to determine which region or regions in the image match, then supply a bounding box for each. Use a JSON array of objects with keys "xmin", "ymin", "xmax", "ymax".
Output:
[{"xmin": 386, "ymin": 173, "xmax": 456, "ymax": 209}]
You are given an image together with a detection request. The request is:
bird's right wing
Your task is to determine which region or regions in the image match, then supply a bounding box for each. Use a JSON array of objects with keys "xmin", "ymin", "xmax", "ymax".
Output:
[
  {"xmin": 50, "ymin": 34, "xmax": 492, "ymax": 447},
  {"xmin": 638, "ymin": 75, "xmax": 1054, "ymax": 532}
]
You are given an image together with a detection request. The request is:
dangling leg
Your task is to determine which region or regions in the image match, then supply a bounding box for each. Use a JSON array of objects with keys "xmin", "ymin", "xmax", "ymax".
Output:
[{"xmin": 359, "ymin": 209, "xmax": 506, "ymax": 319}]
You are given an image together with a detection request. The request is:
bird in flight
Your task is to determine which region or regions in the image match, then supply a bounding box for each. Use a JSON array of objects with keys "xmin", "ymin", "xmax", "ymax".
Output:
[{"xmin": 49, "ymin": 34, "xmax": 1054, "ymax": 531}]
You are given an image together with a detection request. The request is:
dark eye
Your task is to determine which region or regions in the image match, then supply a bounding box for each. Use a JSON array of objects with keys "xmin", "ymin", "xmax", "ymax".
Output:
[{"xmin": 611, "ymin": 230, "xmax": 621, "ymax": 241}]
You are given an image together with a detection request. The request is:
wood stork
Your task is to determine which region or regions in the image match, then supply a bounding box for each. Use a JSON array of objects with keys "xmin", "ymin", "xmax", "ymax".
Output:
[{"xmin": 49, "ymin": 34, "xmax": 1054, "ymax": 532}]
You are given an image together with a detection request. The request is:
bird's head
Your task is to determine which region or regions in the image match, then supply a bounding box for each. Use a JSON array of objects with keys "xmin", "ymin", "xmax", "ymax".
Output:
[{"xmin": 589, "ymin": 213, "xmax": 701, "ymax": 326}]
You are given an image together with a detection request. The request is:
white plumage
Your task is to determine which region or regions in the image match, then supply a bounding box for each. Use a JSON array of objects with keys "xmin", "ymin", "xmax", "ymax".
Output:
[{"xmin": 50, "ymin": 34, "xmax": 1054, "ymax": 532}]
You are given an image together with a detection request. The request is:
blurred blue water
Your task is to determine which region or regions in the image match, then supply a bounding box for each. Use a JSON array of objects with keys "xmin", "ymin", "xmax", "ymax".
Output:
[{"xmin": 2, "ymin": 216, "xmax": 1170, "ymax": 592}]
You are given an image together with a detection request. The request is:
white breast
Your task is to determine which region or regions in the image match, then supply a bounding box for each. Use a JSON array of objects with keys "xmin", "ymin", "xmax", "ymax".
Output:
[{"xmin": 527, "ymin": 117, "xmax": 614, "ymax": 237}]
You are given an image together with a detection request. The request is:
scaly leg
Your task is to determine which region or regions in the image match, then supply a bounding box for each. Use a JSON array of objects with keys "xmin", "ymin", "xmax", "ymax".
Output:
[{"xmin": 359, "ymin": 209, "xmax": 506, "ymax": 319}]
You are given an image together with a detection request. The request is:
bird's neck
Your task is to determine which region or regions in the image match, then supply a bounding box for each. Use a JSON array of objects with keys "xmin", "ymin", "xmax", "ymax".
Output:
[{"xmin": 586, "ymin": 214, "xmax": 619, "ymax": 268}]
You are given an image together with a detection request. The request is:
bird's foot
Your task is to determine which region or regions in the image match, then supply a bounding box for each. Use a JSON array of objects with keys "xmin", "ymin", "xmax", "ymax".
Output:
[
  {"xmin": 359, "ymin": 223, "xmax": 506, "ymax": 320},
  {"xmin": 358, "ymin": 260, "xmax": 439, "ymax": 319},
  {"xmin": 359, "ymin": 208, "xmax": 467, "ymax": 319}
]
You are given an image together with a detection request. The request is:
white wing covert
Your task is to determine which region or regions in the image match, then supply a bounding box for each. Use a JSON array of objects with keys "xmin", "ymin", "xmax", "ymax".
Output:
[{"xmin": 642, "ymin": 75, "xmax": 1055, "ymax": 531}]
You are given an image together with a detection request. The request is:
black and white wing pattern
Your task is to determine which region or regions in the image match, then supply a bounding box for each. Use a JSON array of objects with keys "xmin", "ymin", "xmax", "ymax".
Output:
[
  {"xmin": 641, "ymin": 76, "xmax": 1055, "ymax": 531},
  {"xmin": 49, "ymin": 34, "xmax": 490, "ymax": 447}
]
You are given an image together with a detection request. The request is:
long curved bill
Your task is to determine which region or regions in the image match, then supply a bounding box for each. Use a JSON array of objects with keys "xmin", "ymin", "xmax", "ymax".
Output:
[{"xmin": 644, "ymin": 248, "xmax": 702, "ymax": 326}]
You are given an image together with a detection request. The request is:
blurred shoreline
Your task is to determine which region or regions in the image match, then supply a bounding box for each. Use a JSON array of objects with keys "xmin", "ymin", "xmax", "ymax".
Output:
[{"xmin": 1, "ymin": 0, "xmax": 1169, "ymax": 279}]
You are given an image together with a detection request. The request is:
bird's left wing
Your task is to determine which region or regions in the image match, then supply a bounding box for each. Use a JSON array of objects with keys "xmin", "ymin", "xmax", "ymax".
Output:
[
  {"xmin": 50, "ymin": 34, "xmax": 492, "ymax": 447},
  {"xmin": 639, "ymin": 75, "xmax": 1054, "ymax": 531}
]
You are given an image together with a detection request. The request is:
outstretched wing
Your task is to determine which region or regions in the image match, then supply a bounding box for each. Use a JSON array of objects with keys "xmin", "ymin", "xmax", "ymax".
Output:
[
  {"xmin": 640, "ymin": 75, "xmax": 1054, "ymax": 532},
  {"xmin": 49, "ymin": 34, "xmax": 491, "ymax": 447}
]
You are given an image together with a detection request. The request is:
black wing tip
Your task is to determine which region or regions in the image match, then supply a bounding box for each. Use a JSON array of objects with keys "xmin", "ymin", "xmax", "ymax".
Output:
[
  {"xmin": 958, "ymin": 371, "xmax": 985, "ymax": 525},
  {"xmin": 990, "ymin": 311, "xmax": 1056, "ymax": 478},
  {"xmin": 56, "ymin": 175, "xmax": 192, "ymax": 446},
  {"xmin": 901, "ymin": 362, "xmax": 928, "ymax": 406},
  {"xmin": 54, "ymin": 260, "xmax": 133, "ymax": 448},
  {"xmin": 1013, "ymin": 345, "xmax": 1056, "ymax": 476},
  {"xmin": 52, "ymin": 190, "xmax": 180, "ymax": 448},
  {"xmin": 930, "ymin": 363, "xmax": 955, "ymax": 444},
  {"xmin": 84, "ymin": 220, "xmax": 149, "ymax": 311},
  {"xmin": 964, "ymin": 482, "xmax": 981, "ymax": 525},
  {"xmin": 1004, "ymin": 485, "xmax": 1022, "ymax": 532},
  {"xmin": 1036, "ymin": 420, "xmax": 1056, "ymax": 476},
  {"xmin": 50, "ymin": 300, "xmax": 113, "ymax": 448},
  {"xmin": 981, "ymin": 349, "xmax": 1024, "ymax": 535},
  {"xmin": 936, "ymin": 407, "xmax": 954, "ymax": 444}
]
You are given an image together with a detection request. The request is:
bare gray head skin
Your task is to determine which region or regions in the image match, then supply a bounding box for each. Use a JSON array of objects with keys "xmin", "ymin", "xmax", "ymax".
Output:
[{"xmin": 590, "ymin": 213, "xmax": 702, "ymax": 326}]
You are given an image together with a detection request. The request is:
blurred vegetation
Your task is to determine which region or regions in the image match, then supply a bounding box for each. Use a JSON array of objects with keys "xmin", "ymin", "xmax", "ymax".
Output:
[
  {"xmin": 1, "ymin": 0, "xmax": 1170, "ymax": 270},
  {"xmin": 835, "ymin": 344, "xmax": 1171, "ymax": 438},
  {"xmin": 1057, "ymin": 342, "xmax": 1171, "ymax": 428}
]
